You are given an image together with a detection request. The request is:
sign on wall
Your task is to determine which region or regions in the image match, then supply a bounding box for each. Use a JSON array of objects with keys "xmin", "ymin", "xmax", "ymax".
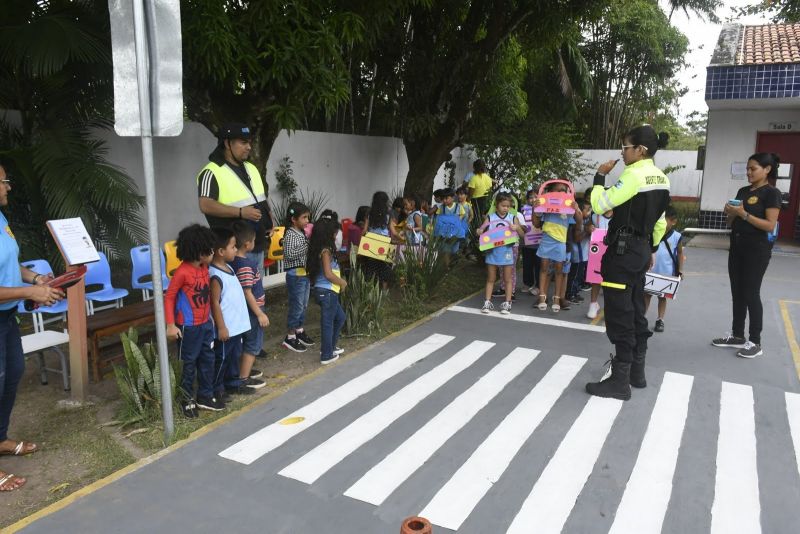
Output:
[
  {"xmin": 768, "ymin": 122, "xmax": 797, "ymax": 132},
  {"xmin": 730, "ymin": 161, "xmax": 747, "ymax": 180}
]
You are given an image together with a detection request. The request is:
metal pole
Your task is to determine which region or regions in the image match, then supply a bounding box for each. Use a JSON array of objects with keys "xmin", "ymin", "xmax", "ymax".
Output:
[{"xmin": 132, "ymin": 0, "xmax": 174, "ymax": 442}]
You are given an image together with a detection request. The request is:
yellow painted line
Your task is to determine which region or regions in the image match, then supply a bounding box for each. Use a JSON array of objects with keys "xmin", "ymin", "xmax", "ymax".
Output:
[
  {"xmin": 591, "ymin": 309, "xmax": 604, "ymax": 326},
  {"xmin": 779, "ymin": 300, "xmax": 800, "ymax": 382},
  {"xmin": 5, "ymin": 288, "xmax": 479, "ymax": 533}
]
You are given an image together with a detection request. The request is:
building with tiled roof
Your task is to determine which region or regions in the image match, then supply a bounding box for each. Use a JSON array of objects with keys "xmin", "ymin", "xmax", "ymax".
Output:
[{"xmin": 700, "ymin": 22, "xmax": 800, "ymax": 240}]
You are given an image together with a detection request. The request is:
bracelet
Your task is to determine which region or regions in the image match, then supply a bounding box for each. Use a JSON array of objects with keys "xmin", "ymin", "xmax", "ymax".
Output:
[
  {"xmin": 743, "ymin": 212, "xmax": 750, "ymax": 221},
  {"xmin": 32, "ymin": 273, "xmax": 40, "ymax": 284}
]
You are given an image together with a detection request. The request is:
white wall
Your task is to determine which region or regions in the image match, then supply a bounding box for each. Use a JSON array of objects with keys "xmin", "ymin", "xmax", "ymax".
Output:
[{"xmin": 702, "ymin": 108, "xmax": 800, "ymax": 210}]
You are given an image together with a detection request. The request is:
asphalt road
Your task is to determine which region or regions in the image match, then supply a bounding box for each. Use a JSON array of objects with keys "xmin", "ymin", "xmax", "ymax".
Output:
[{"xmin": 13, "ymin": 246, "xmax": 800, "ymax": 534}]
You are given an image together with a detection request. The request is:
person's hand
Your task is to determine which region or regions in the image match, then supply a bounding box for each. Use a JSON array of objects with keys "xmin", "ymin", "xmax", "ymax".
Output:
[
  {"xmin": 218, "ymin": 326, "xmax": 230, "ymax": 342},
  {"xmin": 241, "ymin": 206, "xmax": 261, "ymax": 222},
  {"xmin": 724, "ymin": 202, "xmax": 747, "ymax": 219},
  {"xmin": 166, "ymin": 324, "xmax": 181, "ymax": 340},
  {"xmin": 34, "ymin": 273, "xmax": 54, "ymax": 285},
  {"xmin": 257, "ymin": 312, "xmax": 269, "ymax": 328},
  {"xmin": 28, "ymin": 285, "xmax": 64, "ymax": 306},
  {"xmin": 585, "ymin": 222, "xmax": 596, "ymax": 233},
  {"xmin": 649, "ymin": 253, "xmax": 656, "ymax": 270},
  {"xmin": 267, "ymin": 228, "xmax": 275, "ymax": 238},
  {"xmin": 598, "ymin": 159, "xmax": 618, "ymax": 175},
  {"xmin": 339, "ymin": 279, "xmax": 348, "ymax": 292}
]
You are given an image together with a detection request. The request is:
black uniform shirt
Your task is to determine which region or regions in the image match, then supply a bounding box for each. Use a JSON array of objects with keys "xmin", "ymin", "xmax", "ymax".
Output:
[{"xmin": 733, "ymin": 184, "xmax": 781, "ymax": 236}]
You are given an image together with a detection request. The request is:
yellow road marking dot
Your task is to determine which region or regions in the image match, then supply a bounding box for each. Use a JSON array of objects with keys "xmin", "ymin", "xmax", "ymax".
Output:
[{"xmin": 279, "ymin": 416, "xmax": 305, "ymax": 425}]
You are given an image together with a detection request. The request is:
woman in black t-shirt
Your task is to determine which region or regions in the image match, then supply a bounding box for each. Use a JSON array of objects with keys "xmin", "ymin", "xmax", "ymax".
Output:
[{"xmin": 712, "ymin": 152, "xmax": 782, "ymax": 358}]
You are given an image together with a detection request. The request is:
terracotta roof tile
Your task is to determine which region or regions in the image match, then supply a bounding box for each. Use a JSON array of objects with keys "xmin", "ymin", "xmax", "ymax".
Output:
[{"xmin": 736, "ymin": 23, "xmax": 800, "ymax": 65}]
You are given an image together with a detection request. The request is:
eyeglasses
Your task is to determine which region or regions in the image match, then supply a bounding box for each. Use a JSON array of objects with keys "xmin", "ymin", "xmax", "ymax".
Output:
[
  {"xmin": 0, "ymin": 180, "xmax": 10, "ymax": 185},
  {"xmin": 621, "ymin": 145, "xmax": 637, "ymax": 151}
]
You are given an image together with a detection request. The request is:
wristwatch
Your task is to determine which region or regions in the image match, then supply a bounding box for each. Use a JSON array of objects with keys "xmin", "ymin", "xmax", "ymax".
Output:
[{"xmin": 743, "ymin": 212, "xmax": 750, "ymax": 221}]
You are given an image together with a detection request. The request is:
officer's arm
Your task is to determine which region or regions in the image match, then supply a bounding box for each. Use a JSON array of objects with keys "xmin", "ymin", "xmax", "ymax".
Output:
[
  {"xmin": 651, "ymin": 214, "xmax": 667, "ymax": 248},
  {"xmin": 591, "ymin": 171, "xmax": 638, "ymax": 214},
  {"xmin": 199, "ymin": 197, "xmax": 240, "ymax": 219}
]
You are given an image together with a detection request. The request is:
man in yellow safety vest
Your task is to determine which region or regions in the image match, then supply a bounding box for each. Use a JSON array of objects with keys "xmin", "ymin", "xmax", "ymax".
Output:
[{"xmin": 196, "ymin": 123, "xmax": 274, "ymax": 277}]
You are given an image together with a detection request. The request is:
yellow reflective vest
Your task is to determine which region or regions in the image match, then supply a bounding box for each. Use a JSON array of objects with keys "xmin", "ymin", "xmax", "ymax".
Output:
[{"xmin": 197, "ymin": 161, "xmax": 266, "ymax": 208}]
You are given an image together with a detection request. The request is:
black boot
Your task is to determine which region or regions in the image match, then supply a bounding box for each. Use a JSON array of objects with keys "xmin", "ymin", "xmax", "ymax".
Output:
[
  {"xmin": 586, "ymin": 357, "xmax": 632, "ymax": 400},
  {"xmin": 630, "ymin": 352, "xmax": 646, "ymax": 389}
]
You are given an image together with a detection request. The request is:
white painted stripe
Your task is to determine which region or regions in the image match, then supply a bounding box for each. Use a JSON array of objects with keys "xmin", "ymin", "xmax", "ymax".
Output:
[
  {"xmin": 218, "ymin": 333, "xmax": 454, "ymax": 465},
  {"xmin": 420, "ymin": 355, "xmax": 586, "ymax": 531},
  {"xmin": 344, "ymin": 348, "xmax": 539, "ymax": 505},
  {"xmin": 448, "ymin": 305, "xmax": 606, "ymax": 333},
  {"xmin": 786, "ymin": 392, "xmax": 800, "ymax": 480},
  {"xmin": 506, "ymin": 396, "xmax": 623, "ymax": 534},
  {"xmin": 710, "ymin": 382, "xmax": 761, "ymax": 534},
  {"xmin": 279, "ymin": 340, "xmax": 496, "ymax": 484},
  {"xmin": 609, "ymin": 372, "xmax": 694, "ymax": 534}
]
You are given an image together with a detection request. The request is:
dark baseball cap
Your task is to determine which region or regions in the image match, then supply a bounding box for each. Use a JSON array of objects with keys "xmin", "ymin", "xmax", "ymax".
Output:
[{"xmin": 217, "ymin": 123, "xmax": 252, "ymax": 140}]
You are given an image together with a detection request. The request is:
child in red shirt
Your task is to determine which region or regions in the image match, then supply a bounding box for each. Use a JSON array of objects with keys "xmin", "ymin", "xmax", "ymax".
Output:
[{"xmin": 165, "ymin": 224, "xmax": 217, "ymax": 417}]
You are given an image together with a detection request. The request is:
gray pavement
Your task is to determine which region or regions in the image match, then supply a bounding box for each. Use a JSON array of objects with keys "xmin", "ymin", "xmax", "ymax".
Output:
[{"xmin": 14, "ymin": 247, "xmax": 800, "ymax": 534}]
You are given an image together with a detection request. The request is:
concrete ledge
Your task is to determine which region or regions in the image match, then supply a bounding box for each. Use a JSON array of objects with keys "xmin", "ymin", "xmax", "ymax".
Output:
[{"xmin": 263, "ymin": 271, "xmax": 287, "ymax": 290}]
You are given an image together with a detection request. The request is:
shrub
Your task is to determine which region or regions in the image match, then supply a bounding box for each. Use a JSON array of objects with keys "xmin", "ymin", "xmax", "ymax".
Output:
[
  {"xmin": 342, "ymin": 249, "xmax": 386, "ymax": 336},
  {"xmin": 114, "ymin": 328, "xmax": 180, "ymax": 427},
  {"xmin": 394, "ymin": 238, "xmax": 449, "ymax": 313}
]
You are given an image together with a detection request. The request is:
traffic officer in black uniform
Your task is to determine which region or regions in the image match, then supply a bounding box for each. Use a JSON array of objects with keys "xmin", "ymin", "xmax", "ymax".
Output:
[{"xmin": 586, "ymin": 125, "xmax": 671, "ymax": 400}]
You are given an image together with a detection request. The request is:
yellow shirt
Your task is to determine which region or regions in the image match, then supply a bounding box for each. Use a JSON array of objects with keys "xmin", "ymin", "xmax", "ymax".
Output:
[{"xmin": 468, "ymin": 173, "xmax": 492, "ymax": 198}]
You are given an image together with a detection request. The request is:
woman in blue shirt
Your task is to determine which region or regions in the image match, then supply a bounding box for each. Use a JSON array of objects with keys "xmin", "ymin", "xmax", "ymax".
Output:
[{"xmin": 0, "ymin": 163, "xmax": 65, "ymax": 492}]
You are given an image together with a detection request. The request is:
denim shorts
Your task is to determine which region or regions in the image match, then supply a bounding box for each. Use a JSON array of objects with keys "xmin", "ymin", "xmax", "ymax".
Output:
[{"xmin": 241, "ymin": 311, "xmax": 265, "ymax": 355}]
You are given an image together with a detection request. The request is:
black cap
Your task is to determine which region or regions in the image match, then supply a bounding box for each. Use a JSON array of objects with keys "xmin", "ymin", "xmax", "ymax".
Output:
[
  {"xmin": 217, "ymin": 123, "xmax": 252, "ymax": 140},
  {"xmin": 440, "ymin": 187, "xmax": 455, "ymax": 198}
]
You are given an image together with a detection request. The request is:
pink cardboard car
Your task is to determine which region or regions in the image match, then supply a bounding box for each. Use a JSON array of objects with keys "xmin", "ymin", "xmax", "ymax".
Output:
[{"xmin": 533, "ymin": 179, "xmax": 576, "ymax": 215}]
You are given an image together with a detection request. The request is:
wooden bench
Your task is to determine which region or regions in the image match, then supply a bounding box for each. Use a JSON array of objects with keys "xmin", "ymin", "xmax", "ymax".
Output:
[{"xmin": 86, "ymin": 300, "xmax": 155, "ymax": 381}]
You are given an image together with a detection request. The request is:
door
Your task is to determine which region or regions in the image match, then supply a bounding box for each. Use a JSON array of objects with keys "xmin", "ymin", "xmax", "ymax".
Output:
[{"xmin": 756, "ymin": 132, "xmax": 800, "ymax": 239}]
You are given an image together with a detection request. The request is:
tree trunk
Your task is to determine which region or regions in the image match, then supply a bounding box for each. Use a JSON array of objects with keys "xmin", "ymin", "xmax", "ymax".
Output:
[{"xmin": 403, "ymin": 120, "xmax": 460, "ymax": 198}]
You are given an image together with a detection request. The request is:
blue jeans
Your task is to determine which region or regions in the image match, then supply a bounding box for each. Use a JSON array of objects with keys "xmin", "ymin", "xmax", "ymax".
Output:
[
  {"xmin": 241, "ymin": 311, "xmax": 265, "ymax": 355},
  {"xmin": 286, "ymin": 272, "xmax": 310, "ymax": 330},
  {"xmin": 214, "ymin": 334, "xmax": 243, "ymax": 394},
  {"xmin": 177, "ymin": 321, "xmax": 215, "ymax": 399},
  {"xmin": 314, "ymin": 288, "xmax": 345, "ymax": 359},
  {"xmin": 0, "ymin": 310, "xmax": 24, "ymax": 442},
  {"xmin": 246, "ymin": 250, "xmax": 265, "ymax": 280}
]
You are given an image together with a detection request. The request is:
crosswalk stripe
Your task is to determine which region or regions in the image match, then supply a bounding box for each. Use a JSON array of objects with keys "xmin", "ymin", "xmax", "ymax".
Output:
[
  {"xmin": 278, "ymin": 340, "xmax": 497, "ymax": 484},
  {"xmin": 506, "ymin": 396, "xmax": 624, "ymax": 534},
  {"xmin": 711, "ymin": 382, "xmax": 761, "ymax": 534},
  {"xmin": 608, "ymin": 372, "xmax": 694, "ymax": 534},
  {"xmin": 786, "ymin": 392, "xmax": 800, "ymax": 480},
  {"xmin": 448, "ymin": 305, "xmax": 606, "ymax": 333},
  {"xmin": 218, "ymin": 333, "xmax": 454, "ymax": 465},
  {"xmin": 419, "ymin": 355, "xmax": 586, "ymax": 531},
  {"xmin": 344, "ymin": 347, "xmax": 539, "ymax": 506}
]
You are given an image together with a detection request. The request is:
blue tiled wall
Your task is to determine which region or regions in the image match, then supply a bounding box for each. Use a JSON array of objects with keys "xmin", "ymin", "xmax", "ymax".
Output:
[{"xmin": 706, "ymin": 63, "xmax": 800, "ymax": 100}]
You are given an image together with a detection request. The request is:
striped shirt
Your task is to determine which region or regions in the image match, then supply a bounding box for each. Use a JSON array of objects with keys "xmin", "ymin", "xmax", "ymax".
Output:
[{"xmin": 230, "ymin": 255, "xmax": 265, "ymax": 309}]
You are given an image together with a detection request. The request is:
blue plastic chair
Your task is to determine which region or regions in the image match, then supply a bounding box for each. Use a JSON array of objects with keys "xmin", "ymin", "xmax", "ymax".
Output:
[
  {"xmin": 17, "ymin": 259, "xmax": 68, "ymax": 332},
  {"xmin": 84, "ymin": 252, "xmax": 128, "ymax": 315},
  {"xmin": 130, "ymin": 245, "xmax": 169, "ymax": 301}
]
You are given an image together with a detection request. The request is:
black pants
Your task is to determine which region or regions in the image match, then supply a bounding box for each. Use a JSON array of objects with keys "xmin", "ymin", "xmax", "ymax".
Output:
[
  {"xmin": 729, "ymin": 233, "xmax": 771, "ymax": 344},
  {"xmin": 601, "ymin": 238, "xmax": 652, "ymax": 363},
  {"xmin": 521, "ymin": 247, "xmax": 541, "ymax": 288}
]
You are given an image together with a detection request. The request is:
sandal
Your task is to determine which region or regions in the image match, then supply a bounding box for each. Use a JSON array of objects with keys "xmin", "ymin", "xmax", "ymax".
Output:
[
  {"xmin": 536, "ymin": 295, "xmax": 547, "ymax": 311},
  {"xmin": 0, "ymin": 471, "xmax": 26, "ymax": 492},
  {"xmin": 552, "ymin": 297, "xmax": 561, "ymax": 313},
  {"xmin": 0, "ymin": 440, "xmax": 39, "ymax": 457}
]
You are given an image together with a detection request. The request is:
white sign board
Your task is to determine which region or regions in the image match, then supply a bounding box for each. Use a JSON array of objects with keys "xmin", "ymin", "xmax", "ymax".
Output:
[
  {"xmin": 730, "ymin": 161, "xmax": 747, "ymax": 180},
  {"xmin": 769, "ymin": 122, "xmax": 797, "ymax": 132},
  {"xmin": 46, "ymin": 218, "xmax": 101, "ymax": 266},
  {"xmin": 108, "ymin": 0, "xmax": 183, "ymax": 137},
  {"xmin": 644, "ymin": 272, "xmax": 681, "ymax": 299}
]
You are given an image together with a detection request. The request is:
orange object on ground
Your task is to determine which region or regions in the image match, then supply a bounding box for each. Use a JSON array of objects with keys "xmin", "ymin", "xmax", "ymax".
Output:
[{"xmin": 400, "ymin": 516, "xmax": 432, "ymax": 534}]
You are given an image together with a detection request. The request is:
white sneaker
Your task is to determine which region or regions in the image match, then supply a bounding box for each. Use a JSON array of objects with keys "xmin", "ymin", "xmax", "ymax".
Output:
[
  {"xmin": 587, "ymin": 302, "xmax": 600, "ymax": 319},
  {"xmin": 481, "ymin": 300, "xmax": 494, "ymax": 314},
  {"xmin": 333, "ymin": 347, "xmax": 345, "ymax": 356},
  {"xmin": 500, "ymin": 301, "xmax": 512, "ymax": 315}
]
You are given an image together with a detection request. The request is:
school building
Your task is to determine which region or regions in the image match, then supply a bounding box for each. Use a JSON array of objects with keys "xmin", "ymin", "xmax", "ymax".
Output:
[{"xmin": 700, "ymin": 22, "xmax": 800, "ymax": 240}]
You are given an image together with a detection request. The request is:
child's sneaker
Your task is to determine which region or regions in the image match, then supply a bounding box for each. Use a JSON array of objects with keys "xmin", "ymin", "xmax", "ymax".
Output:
[
  {"xmin": 226, "ymin": 384, "xmax": 256, "ymax": 395},
  {"xmin": 500, "ymin": 301, "xmax": 512, "ymax": 315},
  {"xmin": 296, "ymin": 331, "xmax": 315, "ymax": 346},
  {"xmin": 587, "ymin": 301, "xmax": 600, "ymax": 319},
  {"xmin": 283, "ymin": 336, "xmax": 307, "ymax": 352},
  {"xmin": 256, "ymin": 349, "xmax": 269, "ymax": 359},
  {"xmin": 560, "ymin": 300, "xmax": 571, "ymax": 311},
  {"xmin": 333, "ymin": 347, "xmax": 345, "ymax": 356},
  {"xmin": 580, "ymin": 283, "xmax": 592, "ymax": 292},
  {"xmin": 241, "ymin": 377, "xmax": 266, "ymax": 389},
  {"xmin": 181, "ymin": 400, "xmax": 198, "ymax": 418},
  {"xmin": 654, "ymin": 319, "xmax": 665, "ymax": 332},
  {"xmin": 711, "ymin": 333, "xmax": 746, "ymax": 348},
  {"xmin": 321, "ymin": 353, "xmax": 340, "ymax": 365},
  {"xmin": 737, "ymin": 341, "xmax": 763, "ymax": 359},
  {"xmin": 481, "ymin": 300, "xmax": 494, "ymax": 314},
  {"xmin": 249, "ymin": 368, "xmax": 263, "ymax": 379},
  {"xmin": 570, "ymin": 293, "xmax": 584, "ymax": 303},
  {"xmin": 197, "ymin": 396, "xmax": 225, "ymax": 411}
]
